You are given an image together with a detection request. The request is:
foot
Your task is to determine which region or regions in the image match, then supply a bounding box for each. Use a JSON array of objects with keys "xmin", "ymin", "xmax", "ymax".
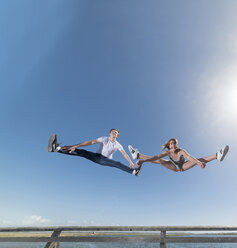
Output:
[
  {"xmin": 134, "ymin": 164, "xmax": 143, "ymax": 176},
  {"xmin": 47, "ymin": 134, "xmax": 59, "ymax": 152},
  {"xmin": 128, "ymin": 145, "xmax": 139, "ymax": 160},
  {"xmin": 217, "ymin": 145, "xmax": 229, "ymax": 162}
]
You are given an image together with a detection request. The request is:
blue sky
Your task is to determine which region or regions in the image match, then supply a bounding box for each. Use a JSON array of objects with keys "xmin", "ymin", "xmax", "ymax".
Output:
[{"xmin": 1, "ymin": 0, "xmax": 237, "ymax": 227}]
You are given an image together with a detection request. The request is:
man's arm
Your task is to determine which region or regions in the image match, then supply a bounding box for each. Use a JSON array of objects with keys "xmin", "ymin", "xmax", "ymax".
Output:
[
  {"xmin": 120, "ymin": 149, "xmax": 136, "ymax": 169},
  {"xmin": 62, "ymin": 139, "xmax": 100, "ymax": 153}
]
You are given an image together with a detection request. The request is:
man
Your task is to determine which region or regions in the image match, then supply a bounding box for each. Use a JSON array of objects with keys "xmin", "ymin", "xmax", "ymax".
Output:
[{"xmin": 47, "ymin": 129, "xmax": 142, "ymax": 176}]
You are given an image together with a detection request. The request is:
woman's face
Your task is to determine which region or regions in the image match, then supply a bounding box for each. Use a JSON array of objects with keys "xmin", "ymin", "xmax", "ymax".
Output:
[{"xmin": 169, "ymin": 140, "xmax": 176, "ymax": 150}]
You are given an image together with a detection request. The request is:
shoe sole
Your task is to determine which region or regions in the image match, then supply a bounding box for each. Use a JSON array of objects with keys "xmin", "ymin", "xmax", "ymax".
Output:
[
  {"xmin": 220, "ymin": 145, "xmax": 229, "ymax": 162},
  {"xmin": 47, "ymin": 134, "xmax": 56, "ymax": 152},
  {"xmin": 128, "ymin": 145, "xmax": 137, "ymax": 160},
  {"xmin": 136, "ymin": 164, "xmax": 143, "ymax": 176}
]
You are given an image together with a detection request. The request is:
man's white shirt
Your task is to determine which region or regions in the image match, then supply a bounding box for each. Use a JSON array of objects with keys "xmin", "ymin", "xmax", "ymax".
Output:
[{"xmin": 97, "ymin": 136, "xmax": 123, "ymax": 159}]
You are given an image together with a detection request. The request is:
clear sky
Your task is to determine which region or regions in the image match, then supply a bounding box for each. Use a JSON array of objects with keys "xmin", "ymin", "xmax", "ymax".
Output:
[{"xmin": 1, "ymin": 0, "xmax": 237, "ymax": 227}]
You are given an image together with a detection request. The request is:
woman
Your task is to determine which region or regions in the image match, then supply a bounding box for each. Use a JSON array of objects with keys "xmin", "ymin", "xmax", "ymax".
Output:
[{"xmin": 128, "ymin": 139, "xmax": 229, "ymax": 172}]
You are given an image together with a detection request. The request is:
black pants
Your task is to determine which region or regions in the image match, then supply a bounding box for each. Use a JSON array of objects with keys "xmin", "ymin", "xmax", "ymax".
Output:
[{"xmin": 58, "ymin": 148, "xmax": 134, "ymax": 174}]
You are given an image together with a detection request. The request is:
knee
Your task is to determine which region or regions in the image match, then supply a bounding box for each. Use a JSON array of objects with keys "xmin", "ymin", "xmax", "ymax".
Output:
[{"xmin": 97, "ymin": 157, "xmax": 108, "ymax": 165}]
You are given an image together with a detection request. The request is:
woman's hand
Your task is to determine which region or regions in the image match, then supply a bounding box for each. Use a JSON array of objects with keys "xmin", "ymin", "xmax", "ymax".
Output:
[
  {"xmin": 136, "ymin": 160, "xmax": 144, "ymax": 166},
  {"xmin": 199, "ymin": 162, "xmax": 206, "ymax": 168}
]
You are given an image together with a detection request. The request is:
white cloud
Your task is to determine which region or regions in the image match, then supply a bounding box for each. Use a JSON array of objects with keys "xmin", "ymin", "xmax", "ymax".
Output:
[
  {"xmin": 66, "ymin": 220, "xmax": 78, "ymax": 226},
  {"xmin": 0, "ymin": 216, "xmax": 50, "ymax": 227},
  {"xmin": 22, "ymin": 215, "xmax": 51, "ymax": 226},
  {"xmin": 0, "ymin": 220, "xmax": 14, "ymax": 226},
  {"xmin": 66, "ymin": 220, "xmax": 104, "ymax": 226},
  {"xmin": 0, "ymin": 217, "xmax": 118, "ymax": 227}
]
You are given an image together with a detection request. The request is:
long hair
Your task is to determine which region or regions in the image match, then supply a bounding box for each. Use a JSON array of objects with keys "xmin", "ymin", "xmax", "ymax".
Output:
[{"xmin": 162, "ymin": 138, "xmax": 179, "ymax": 152}]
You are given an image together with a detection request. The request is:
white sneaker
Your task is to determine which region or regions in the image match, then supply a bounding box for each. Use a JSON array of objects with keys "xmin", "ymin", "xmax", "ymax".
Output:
[
  {"xmin": 47, "ymin": 134, "xmax": 57, "ymax": 152},
  {"xmin": 217, "ymin": 145, "xmax": 229, "ymax": 162},
  {"xmin": 56, "ymin": 146, "xmax": 62, "ymax": 152},
  {"xmin": 128, "ymin": 145, "xmax": 139, "ymax": 160}
]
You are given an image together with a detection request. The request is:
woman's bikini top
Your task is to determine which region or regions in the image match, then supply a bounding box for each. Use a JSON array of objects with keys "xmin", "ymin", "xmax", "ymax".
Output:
[{"xmin": 168, "ymin": 149, "xmax": 186, "ymax": 166}]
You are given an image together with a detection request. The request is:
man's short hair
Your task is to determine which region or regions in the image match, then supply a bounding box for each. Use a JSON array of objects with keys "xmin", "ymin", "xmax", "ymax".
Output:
[{"xmin": 109, "ymin": 128, "xmax": 120, "ymax": 135}]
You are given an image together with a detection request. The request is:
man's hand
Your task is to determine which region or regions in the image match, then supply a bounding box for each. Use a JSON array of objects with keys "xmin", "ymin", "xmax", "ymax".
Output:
[
  {"xmin": 62, "ymin": 145, "xmax": 78, "ymax": 153},
  {"xmin": 136, "ymin": 160, "xmax": 144, "ymax": 166},
  {"xmin": 120, "ymin": 149, "xmax": 137, "ymax": 169},
  {"xmin": 129, "ymin": 162, "xmax": 136, "ymax": 169}
]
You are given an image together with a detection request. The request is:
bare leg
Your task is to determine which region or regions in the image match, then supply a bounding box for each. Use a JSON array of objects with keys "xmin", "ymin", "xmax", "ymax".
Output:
[
  {"xmin": 138, "ymin": 153, "xmax": 178, "ymax": 172},
  {"xmin": 138, "ymin": 153, "xmax": 152, "ymax": 160},
  {"xmin": 182, "ymin": 154, "xmax": 217, "ymax": 171}
]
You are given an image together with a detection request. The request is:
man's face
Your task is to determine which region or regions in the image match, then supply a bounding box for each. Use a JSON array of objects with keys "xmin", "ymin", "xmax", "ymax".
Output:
[{"xmin": 110, "ymin": 130, "xmax": 119, "ymax": 138}]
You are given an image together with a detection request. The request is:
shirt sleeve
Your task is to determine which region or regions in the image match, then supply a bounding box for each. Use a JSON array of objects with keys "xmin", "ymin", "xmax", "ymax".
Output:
[
  {"xmin": 116, "ymin": 142, "xmax": 123, "ymax": 151},
  {"xmin": 97, "ymin": 136, "xmax": 107, "ymax": 143}
]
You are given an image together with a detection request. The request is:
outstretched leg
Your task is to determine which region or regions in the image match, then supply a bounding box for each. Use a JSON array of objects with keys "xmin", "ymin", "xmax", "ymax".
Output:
[
  {"xmin": 182, "ymin": 145, "xmax": 229, "ymax": 171},
  {"xmin": 139, "ymin": 153, "xmax": 178, "ymax": 172},
  {"xmin": 48, "ymin": 135, "xmax": 136, "ymax": 175},
  {"xmin": 58, "ymin": 148, "xmax": 134, "ymax": 174},
  {"xmin": 58, "ymin": 148, "xmax": 101, "ymax": 163},
  {"xmin": 182, "ymin": 154, "xmax": 217, "ymax": 171},
  {"xmin": 96, "ymin": 155, "xmax": 134, "ymax": 174},
  {"xmin": 138, "ymin": 153, "xmax": 151, "ymax": 160}
]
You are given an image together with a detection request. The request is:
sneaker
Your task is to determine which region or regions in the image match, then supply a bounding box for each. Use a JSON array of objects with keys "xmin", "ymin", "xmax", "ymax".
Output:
[
  {"xmin": 135, "ymin": 164, "xmax": 143, "ymax": 176},
  {"xmin": 47, "ymin": 134, "xmax": 58, "ymax": 152},
  {"xmin": 128, "ymin": 145, "xmax": 139, "ymax": 160},
  {"xmin": 217, "ymin": 145, "xmax": 229, "ymax": 162},
  {"xmin": 56, "ymin": 146, "xmax": 61, "ymax": 152}
]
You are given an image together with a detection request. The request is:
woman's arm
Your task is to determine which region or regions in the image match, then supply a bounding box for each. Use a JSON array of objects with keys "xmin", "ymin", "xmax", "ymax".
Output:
[{"xmin": 181, "ymin": 149, "xmax": 205, "ymax": 168}]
